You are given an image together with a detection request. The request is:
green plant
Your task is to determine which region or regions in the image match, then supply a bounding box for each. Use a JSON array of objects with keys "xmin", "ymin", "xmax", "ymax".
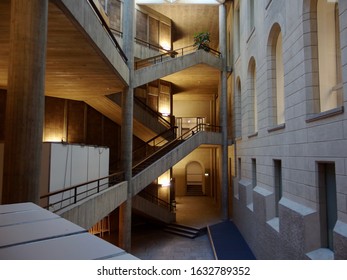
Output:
[{"xmin": 193, "ymin": 32, "xmax": 210, "ymax": 52}]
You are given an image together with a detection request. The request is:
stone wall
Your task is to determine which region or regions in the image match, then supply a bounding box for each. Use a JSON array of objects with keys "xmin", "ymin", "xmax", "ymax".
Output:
[{"xmin": 232, "ymin": 0, "xmax": 347, "ymax": 259}]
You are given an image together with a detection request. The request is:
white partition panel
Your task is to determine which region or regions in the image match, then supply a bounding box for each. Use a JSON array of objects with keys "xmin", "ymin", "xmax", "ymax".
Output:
[
  {"xmin": 71, "ymin": 145, "xmax": 88, "ymax": 202},
  {"xmin": 49, "ymin": 144, "xmax": 73, "ymax": 210},
  {"xmin": 98, "ymin": 147, "xmax": 109, "ymax": 191},
  {"xmin": 87, "ymin": 146, "xmax": 100, "ymax": 196},
  {"xmin": 46, "ymin": 143, "xmax": 109, "ymax": 210}
]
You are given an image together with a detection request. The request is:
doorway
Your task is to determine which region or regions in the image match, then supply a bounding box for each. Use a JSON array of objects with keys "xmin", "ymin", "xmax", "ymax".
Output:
[
  {"xmin": 186, "ymin": 161, "xmax": 204, "ymax": 196},
  {"xmin": 318, "ymin": 162, "xmax": 337, "ymax": 251}
]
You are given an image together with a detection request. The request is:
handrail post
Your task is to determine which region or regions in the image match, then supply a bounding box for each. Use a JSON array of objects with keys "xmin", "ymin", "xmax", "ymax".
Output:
[{"xmin": 97, "ymin": 179, "xmax": 100, "ymax": 193}]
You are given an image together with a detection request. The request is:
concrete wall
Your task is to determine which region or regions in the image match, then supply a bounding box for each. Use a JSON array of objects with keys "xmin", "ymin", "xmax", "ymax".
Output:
[
  {"xmin": 232, "ymin": 0, "xmax": 347, "ymax": 259},
  {"xmin": 58, "ymin": 181, "xmax": 128, "ymax": 230}
]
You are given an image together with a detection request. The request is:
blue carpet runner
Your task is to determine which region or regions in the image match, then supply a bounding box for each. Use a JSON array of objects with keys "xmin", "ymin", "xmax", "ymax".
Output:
[{"xmin": 208, "ymin": 220, "xmax": 256, "ymax": 260}]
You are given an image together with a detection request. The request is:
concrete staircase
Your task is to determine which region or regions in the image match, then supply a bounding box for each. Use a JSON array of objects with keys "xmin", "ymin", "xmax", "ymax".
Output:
[
  {"xmin": 134, "ymin": 48, "xmax": 223, "ymax": 88},
  {"xmin": 132, "ymin": 129, "xmax": 222, "ymax": 195}
]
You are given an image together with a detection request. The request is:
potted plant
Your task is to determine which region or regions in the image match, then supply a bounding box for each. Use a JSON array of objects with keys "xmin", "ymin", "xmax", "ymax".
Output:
[{"xmin": 193, "ymin": 32, "xmax": 211, "ymax": 52}]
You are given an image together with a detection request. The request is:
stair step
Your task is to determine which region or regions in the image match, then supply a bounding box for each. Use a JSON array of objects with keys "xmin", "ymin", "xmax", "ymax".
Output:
[
  {"xmin": 163, "ymin": 223, "xmax": 202, "ymax": 239},
  {"xmin": 166, "ymin": 225, "xmax": 199, "ymax": 235},
  {"xmin": 186, "ymin": 185, "xmax": 204, "ymax": 196},
  {"xmin": 164, "ymin": 228, "xmax": 197, "ymax": 239}
]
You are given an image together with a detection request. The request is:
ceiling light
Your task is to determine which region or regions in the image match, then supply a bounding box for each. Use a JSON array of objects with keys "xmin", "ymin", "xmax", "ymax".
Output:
[{"xmin": 165, "ymin": 0, "xmax": 177, "ymax": 3}]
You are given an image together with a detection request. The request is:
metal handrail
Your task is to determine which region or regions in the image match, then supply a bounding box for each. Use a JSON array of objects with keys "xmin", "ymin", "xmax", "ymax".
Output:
[
  {"xmin": 132, "ymin": 127, "xmax": 177, "ymax": 166},
  {"xmin": 135, "ymin": 37, "xmax": 169, "ymax": 53},
  {"xmin": 132, "ymin": 123, "xmax": 221, "ymax": 171},
  {"xmin": 87, "ymin": 0, "xmax": 128, "ymax": 62},
  {"xmin": 135, "ymin": 45, "xmax": 222, "ymax": 69},
  {"xmin": 134, "ymin": 96, "xmax": 172, "ymax": 128},
  {"xmin": 40, "ymin": 171, "xmax": 125, "ymax": 212}
]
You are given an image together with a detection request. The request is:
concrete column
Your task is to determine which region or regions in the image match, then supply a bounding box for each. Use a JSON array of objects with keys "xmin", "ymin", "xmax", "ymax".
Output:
[
  {"xmin": 2, "ymin": 0, "xmax": 48, "ymax": 204},
  {"xmin": 119, "ymin": 0, "xmax": 135, "ymax": 252},
  {"xmin": 219, "ymin": 2, "xmax": 229, "ymax": 220}
]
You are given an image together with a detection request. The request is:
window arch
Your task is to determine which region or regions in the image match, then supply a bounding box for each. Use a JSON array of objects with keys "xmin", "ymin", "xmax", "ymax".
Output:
[{"xmin": 267, "ymin": 23, "xmax": 285, "ymax": 126}]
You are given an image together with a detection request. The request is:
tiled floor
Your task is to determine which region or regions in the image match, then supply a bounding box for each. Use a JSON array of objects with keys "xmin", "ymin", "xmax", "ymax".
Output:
[{"xmin": 131, "ymin": 196, "xmax": 222, "ymax": 260}]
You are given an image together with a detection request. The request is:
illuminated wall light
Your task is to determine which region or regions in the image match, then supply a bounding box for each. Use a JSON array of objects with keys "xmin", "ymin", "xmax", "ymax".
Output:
[
  {"xmin": 160, "ymin": 41, "xmax": 171, "ymax": 51},
  {"xmin": 159, "ymin": 105, "xmax": 170, "ymax": 116},
  {"xmin": 158, "ymin": 171, "xmax": 171, "ymax": 187},
  {"xmin": 44, "ymin": 132, "xmax": 64, "ymax": 143}
]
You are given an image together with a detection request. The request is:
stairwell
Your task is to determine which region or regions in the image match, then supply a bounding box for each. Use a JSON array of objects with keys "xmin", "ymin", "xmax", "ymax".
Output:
[{"xmin": 41, "ymin": 46, "xmax": 224, "ymax": 228}]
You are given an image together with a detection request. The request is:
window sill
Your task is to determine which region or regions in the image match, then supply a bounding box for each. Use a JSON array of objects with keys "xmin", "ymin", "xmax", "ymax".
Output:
[
  {"xmin": 268, "ymin": 123, "xmax": 285, "ymax": 133},
  {"xmin": 267, "ymin": 217, "xmax": 279, "ymax": 232},
  {"xmin": 306, "ymin": 248, "xmax": 334, "ymax": 260},
  {"xmin": 248, "ymin": 132, "xmax": 258, "ymax": 139},
  {"xmin": 247, "ymin": 203, "xmax": 254, "ymax": 212},
  {"xmin": 306, "ymin": 106, "xmax": 344, "ymax": 123}
]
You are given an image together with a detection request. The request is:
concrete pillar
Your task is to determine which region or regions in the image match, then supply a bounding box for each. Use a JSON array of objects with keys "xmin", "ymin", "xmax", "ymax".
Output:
[
  {"xmin": 2, "ymin": 0, "xmax": 48, "ymax": 204},
  {"xmin": 219, "ymin": 2, "xmax": 229, "ymax": 220},
  {"xmin": 119, "ymin": 0, "xmax": 135, "ymax": 252}
]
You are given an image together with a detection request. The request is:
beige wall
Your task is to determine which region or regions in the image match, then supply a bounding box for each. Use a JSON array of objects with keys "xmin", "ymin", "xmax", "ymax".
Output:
[
  {"xmin": 173, "ymin": 147, "xmax": 214, "ymax": 197},
  {"xmin": 173, "ymin": 98, "xmax": 214, "ymax": 124}
]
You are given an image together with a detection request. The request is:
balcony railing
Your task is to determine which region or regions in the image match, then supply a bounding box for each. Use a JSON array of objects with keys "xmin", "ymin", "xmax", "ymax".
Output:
[{"xmin": 40, "ymin": 172, "xmax": 124, "ymax": 213}]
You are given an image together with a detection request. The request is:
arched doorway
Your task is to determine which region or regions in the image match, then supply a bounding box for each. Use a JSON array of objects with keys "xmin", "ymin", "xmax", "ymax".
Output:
[{"xmin": 186, "ymin": 161, "xmax": 204, "ymax": 196}]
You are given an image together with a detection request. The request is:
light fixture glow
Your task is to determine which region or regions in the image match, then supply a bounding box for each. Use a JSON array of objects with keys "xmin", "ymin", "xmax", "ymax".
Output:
[{"xmin": 165, "ymin": 0, "xmax": 177, "ymax": 3}]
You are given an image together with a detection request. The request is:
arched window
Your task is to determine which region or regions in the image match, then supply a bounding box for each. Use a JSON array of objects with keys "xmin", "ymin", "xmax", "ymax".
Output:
[
  {"xmin": 248, "ymin": 58, "xmax": 257, "ymax": 134},
  {"xmin": 267, "ymin": 24, "xmax": 285, "ymax": 126},
  {"xmin": 317, "ymin": 0, "xmax": 342, "ymax": 112},
  {"xmin": 276, "ymin": 32, "xmax": 285, "ymax": 124},
  {"xmin": 248, "ymin": 0, "xmax": 255, "ymax": 34},
  {"xmin": 234, "ymin": 6, "xmax": 241, "ymax": 59},
  {"xmin": 235, "ymin": 77, "xmax": 242, "ymax": 138}
]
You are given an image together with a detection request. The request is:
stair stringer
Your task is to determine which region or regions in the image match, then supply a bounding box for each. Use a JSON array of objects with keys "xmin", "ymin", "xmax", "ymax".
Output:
[
  {"xmin": 131, "ymin": 131, "xmax": 222, "ymax": 196},
  {"xmin": 133, "ymin": 50, "xmax": 223, "ymax": 88}
]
